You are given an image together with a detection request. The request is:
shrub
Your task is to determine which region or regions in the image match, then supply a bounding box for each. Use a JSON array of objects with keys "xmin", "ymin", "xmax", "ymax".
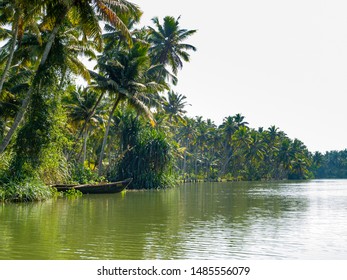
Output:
[
  {"xmin": 110, "ymin": 114, "xmax": 176, "ymax": 189},
  {"xmin": 0, "ymin": 179, "xmax": 55, "ymax": 202}
]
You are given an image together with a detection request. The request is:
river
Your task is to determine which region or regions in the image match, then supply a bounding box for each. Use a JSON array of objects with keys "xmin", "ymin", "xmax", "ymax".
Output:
[{"xmin": 1, "ymin": 179, "xmax": 347, "ymax": 259}]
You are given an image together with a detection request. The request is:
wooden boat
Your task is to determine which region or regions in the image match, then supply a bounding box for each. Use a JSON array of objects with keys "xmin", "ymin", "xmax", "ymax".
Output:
[{"xmin": 52, "ymin": 178, "xmax": 132, "ymax": 194}]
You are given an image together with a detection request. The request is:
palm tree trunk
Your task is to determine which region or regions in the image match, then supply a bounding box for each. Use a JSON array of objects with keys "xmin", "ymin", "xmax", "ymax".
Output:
[
  {"xmin": 219, "ymin": 147, "xmax": 233, "ymax": 177},
  {"xmin": 182, "ymin": 138, "xmax": 189, "ymax": 177},
  {"xmin": 0, "ymin": 14, "xmax": 19, "ymax": 98},
  {"xmin": 76, "ymin": 91, "xmax": 105, "ymax": 141},
  {"xmin": 0, "ymin": 87, "xmax": 32, "ymax": 153},
  {"xmin": 98, "ymin": 95, "xmax": 121, "ymax": 176},
  {"xmin": 0, "ymin": 22, "xmax": 62, "ymax": 154},
  {"xmin": 82, "ymin": 128, "xmax": 89, "ymax": 166},
  {"xmin": 194, "ymin": 149, "xmax": 198, "ymax": 180}
]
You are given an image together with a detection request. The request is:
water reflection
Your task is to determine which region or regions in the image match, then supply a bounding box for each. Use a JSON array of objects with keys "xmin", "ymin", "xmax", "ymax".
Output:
[{"xmin": 1, "ymin": 180, "xmax": 347, "ymax": 259}]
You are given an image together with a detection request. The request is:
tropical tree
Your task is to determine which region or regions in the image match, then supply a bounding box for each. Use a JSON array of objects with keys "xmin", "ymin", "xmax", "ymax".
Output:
[
  {"xmin": 245, "ymin": 130, "xmax": 267, "ymax": 180},
  {"xmin": 233, "ymin": 113, "xmax": 249, "ymax": 127},
  {"xmin": 147, "ymin": 15, "xmax": 197, "ymax": 83},
  {"xmin": 176, "ymin": 116, "xmax": 198, "ymax": 177},
  {"xmin": 218, "ymin": 114, "xmax": 249, "ymax": 177},
  {"xmin": 64, "ymin": 86, "xmax": 105, "ymax": 165},
  {"xmin": 162, "ymin": 90, "xmax": 188, "ymax": 124},
  {"xmin": 92, "ymin": 41, "xmax": 164, "ymax": 175},
  {"xmin": 0, "ymin": 0, "xmax": 42, "ymax": 97},
  {"xmin": 218, "ymin": 116, "xmax": 237, "ymax": 176}
]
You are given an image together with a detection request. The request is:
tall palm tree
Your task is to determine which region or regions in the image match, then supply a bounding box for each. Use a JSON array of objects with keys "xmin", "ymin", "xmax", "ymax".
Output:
[
  {"xmin": 102, "ymin": 11, "xmax": 142, "ymax": 53},
  {"xmin": 245, "ymin": 130, "xmax": 267, "ymax": 180},
  {"xmin": 0, "ymin": 64, "xmax": 33, "ymax": 141},
  {"xmin": 177, "ymin": 116, "xmax": 198, "ymax": 176},
  {"xmin": 278, "ymin": 138, "xmax": 293, "ymax": 172},
  {"xmin": 92, "ymin": 41, "xmax": 164, "ymax": 175},
  {"xmin": 64, "ymin": 87, "xmax": 105, "ymax": 165},
  {"xmin": 0, "ymin": 0, "xmax": 141, "ymax": 154},
  {"xmin": 0, "ymin": 0, "xmax": 42, "ymax": 97},
  {"xmin": 218, "ymin": 116, "xmax": 238, "ymax": 176},
  {"xmin": 162, "ymin": 90, "xmax": 189, "ymax": 124},
  {"xmin": 231, "ymin": 126, "xmax": 252, "ymax": 177},
  {"xmin": 233, "ymin": 113, "xmax": 249, "ymax": 128},
  {"xmin": 147, "ymin": 16, "xmax": 196, "ymax": 82}
]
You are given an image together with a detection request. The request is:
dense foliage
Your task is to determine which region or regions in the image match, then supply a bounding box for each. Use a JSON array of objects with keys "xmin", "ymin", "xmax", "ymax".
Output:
[
  {"xmin": 0, "ymin": 1, "xmax": 346, "ymax": 202},
  {"xmin": 313, "ymin": 150, "xmax": 347, "ymax": 178},
  {"xmin": 110, "ymin": 112, "xmax": 175, "ymax": 189},
  {"xmin": 166, "ymin": 114, "xmax": 313, "ymax": 181},
  {"xmin": 0, "ymin": 1, "xmax": 196, "ymax": 201}
]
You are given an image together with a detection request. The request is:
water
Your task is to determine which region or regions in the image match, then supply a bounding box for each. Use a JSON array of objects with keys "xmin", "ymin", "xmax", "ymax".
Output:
[{"xmin": 1, "ymin": 180, "xmax": 347, "ymax": 259}]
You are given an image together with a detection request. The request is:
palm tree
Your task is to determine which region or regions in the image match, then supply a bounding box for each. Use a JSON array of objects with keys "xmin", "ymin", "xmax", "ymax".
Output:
[
  {"xmin": 311, "ymin": 151, "xmax": 323, "ymax": 175},
  {"xmin": 278, "ymin": 138, "xmax": 293, "ymax": 174},
  {"xmin": 177, "ymin": 116, "xmax": 198, "ymax": 177},
  {"xmin": 218, "ymin": 116, "xmax": 238, "ymax": 176},
  {"xmin": 233, "ymin": 113, "xmax": 249, "ymax": 128},
  {"xmin": 102, "ymin": 11, "xmax": 143, "ymax": 53},
  {"xmin": 245, "ymin": 130, "xmax": 267, "ymax": 180},
  {"xmin": 0, "ymin": 0, "xmax": 42, "ymax": 97},
  {"xmin": 64, "ymin": 87, "xmax": 105, "ymax": 165},
  {"xmin": 0, "ymin": 64, "xmax": 33, "ymax": 142},
  {"xmin": 162, "ymin": 90, "xmax": 189, "ymax": 125},
  {"xmin": 147, "ymin": 16, "xmax": 196, "ymax": 82},
  {"xmin": 230, "ymin": 126, "xmax": 252, "ymax": 178},
  {"xmin": 92, "ymin": 41, "xmax": 164, "ymax": 175},
  {"xmin": 261, "ymin": 125, "xmax": 281, "ymax": 178},
  {"xmin": 0, "ymin": 0, "xmax": 141, "ymax": 154}
]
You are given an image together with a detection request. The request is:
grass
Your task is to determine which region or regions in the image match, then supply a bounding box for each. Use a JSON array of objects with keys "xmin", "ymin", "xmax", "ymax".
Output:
[{"xmin": 0, "ymin": 179, "xmax": 57, "ymax": 203}]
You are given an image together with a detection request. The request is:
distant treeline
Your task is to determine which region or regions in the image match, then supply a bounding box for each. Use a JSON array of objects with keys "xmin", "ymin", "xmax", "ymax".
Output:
[
  {"xmin": 171, "ymin": 114, "xmax": 347, "ymax": 182},
  {"xmin": 313, "ymin": 150, "xmax": 347, "ymax": 179}
]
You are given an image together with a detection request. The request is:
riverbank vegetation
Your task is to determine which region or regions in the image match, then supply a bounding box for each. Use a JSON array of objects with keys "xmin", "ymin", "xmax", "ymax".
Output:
[{"xmin": 0, "ymin": 1, "xmax": 345, "ymax": 202}]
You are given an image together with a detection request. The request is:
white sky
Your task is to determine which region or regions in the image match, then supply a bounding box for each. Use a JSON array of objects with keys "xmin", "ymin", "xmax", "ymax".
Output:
[{"xmin": 131, "ymin": 0, "xmax": 347, "ymax": 153}]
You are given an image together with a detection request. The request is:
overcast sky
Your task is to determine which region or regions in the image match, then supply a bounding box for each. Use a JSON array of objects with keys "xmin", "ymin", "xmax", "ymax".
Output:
[{"xmin": 131, "ymin": 0, "xmax": 347, "ymax": 153}]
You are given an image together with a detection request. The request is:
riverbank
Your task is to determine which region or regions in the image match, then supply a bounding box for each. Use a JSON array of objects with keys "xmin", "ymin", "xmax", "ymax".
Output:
[{"xmin": 0, "ymin": 176, "xmax": 297, "ymax": 203}]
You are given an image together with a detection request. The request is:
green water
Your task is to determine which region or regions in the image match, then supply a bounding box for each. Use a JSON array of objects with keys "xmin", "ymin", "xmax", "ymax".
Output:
[{"xmin": 1, "ymin": 180, "xmax": 347, "ymax": 259}]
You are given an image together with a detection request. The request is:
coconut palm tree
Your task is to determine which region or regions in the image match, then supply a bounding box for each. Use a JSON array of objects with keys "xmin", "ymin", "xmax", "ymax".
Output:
[
  {"xmin": 233, "ymin": 113, "xmax": 249, "ymax": 128},
  {"xmin": 0, "ymin": 0, "xmax": 43, "ymax": 97},
  {"xmin": 102, "ymin": 11, "xmax": 143, "ymax": 53},
  {"xmin": 218, "ymin": 116, "xmax": 238, "ymax": 176},
  {"xmin": 92, "ymin": 41, "xmax": 165, "ymax": 175},
  {"xmin": 64, "ymin": 86, "xmax": 105, "ymax": 165},
  {"xmin": 162, "ymin": 90, "xmax": 189, "ymax": 125},
  {"xmin": 147, "ymin": 16, "xmax": 196, "ymax": 82},
  {"xmin": 245, "ymin": 130, "xmax": 267, "ymax": 180},
  {"xmin": 177, "ymin": 116, "xmax": 198, "ymax": 176}
]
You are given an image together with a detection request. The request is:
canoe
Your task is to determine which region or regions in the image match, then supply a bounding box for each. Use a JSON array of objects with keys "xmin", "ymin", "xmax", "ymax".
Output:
[{"xmin": 52, "ymin": 178, "xmax": 132, "ymax": 194}]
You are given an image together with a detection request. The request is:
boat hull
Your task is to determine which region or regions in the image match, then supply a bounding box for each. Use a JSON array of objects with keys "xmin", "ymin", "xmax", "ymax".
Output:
[{"xmin": 53, "ymin": 178, "xmax": 132, "ymax": 194}]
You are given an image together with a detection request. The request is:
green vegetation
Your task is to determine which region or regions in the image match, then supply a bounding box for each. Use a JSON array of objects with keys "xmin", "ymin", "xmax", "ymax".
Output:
[
  {"xmin": 173, "ymin": 116, "xmax": 313, "ymax": 181},
  {"xmin": 64, "ymin": 188, "xmax": 83, "ymax": 199},
  {"xmin": 0, "ymin": 1, "xmax": 196, "ymax": 202},
  {"xmin": 312, "ymin": 150, "xmax": 347, "ymax": 179},
  {"xmin": 0, "ymin": 178, "xmax": 56, "ymax": 202},
  {"xmin": 0, "ymin": 1, "xmax": 346, "ymax": 202},
  {"xmin": 110, "ymin": 112, "xmax": 175, "ymax": 189}
]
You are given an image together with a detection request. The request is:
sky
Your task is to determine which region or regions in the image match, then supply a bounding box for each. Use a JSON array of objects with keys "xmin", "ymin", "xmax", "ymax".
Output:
[{"xmin": 130, "ymin": 0, "xmax": 347, "ymax": 153}]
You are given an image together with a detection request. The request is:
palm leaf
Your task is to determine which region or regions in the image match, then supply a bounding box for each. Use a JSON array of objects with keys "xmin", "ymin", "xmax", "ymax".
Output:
[{"xmin": 96, "ymin": 1, "xmax": 132, "ymax": 46}]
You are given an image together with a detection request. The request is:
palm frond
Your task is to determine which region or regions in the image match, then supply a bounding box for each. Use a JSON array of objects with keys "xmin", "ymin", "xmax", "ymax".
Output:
[
  {"xmin": 96, "ymin": 1, "xmax": 132, "ymax": 46},
  {"xmin": 127, "ymin": 95, "xmax": 155, "ymax": 127}
]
